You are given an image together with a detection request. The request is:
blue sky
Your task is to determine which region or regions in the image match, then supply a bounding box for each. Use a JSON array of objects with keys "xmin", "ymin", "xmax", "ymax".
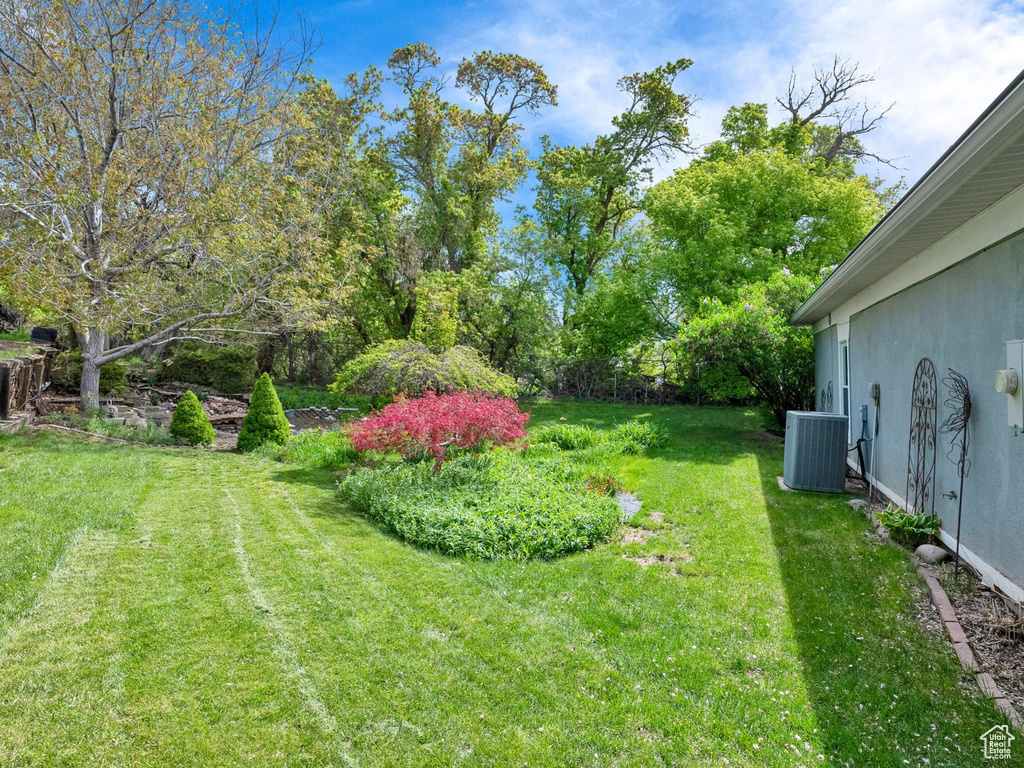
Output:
[{"xmin": 284, "ymin": 0, "xmax": 1024, "ymax": 199}]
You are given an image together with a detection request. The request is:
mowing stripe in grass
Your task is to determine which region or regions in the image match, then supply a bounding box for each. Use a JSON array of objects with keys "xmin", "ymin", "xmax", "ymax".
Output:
[
  {"xmin": 223, "ymin": 488, "xmax": 343, "ymax": 743},
  {"xmin": 1, "ymin": 416, "xmax": 1018, "ymax": 766},
  {"xmin": 233, "ymin": 473, "xmax": 656, "ymax": 764},
  {"xmin": 0, "ymin": 528, "xmax": 128, "ymax": 764}
]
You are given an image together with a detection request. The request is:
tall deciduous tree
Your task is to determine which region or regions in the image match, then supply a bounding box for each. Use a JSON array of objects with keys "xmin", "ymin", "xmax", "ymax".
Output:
[
  {"xmin": 645, "ymin": 75, "xmax": 891, "ymax": 313},
  {"xmin": 533, "ymin": 59, "xmax": 694, "ymax": 329},
  {"xmin": 0, "ymin": 0, "xmax": 324, "ymax": 408},
  {"xmin": 385, "ymin": 43, "xmax": 557, "ymax": 273}
]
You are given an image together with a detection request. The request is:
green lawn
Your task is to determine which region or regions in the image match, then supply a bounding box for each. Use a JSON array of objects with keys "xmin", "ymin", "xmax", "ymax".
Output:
[{"xmin": 0, "ymin": 404, "xmax": 1016, "ymax": 767}]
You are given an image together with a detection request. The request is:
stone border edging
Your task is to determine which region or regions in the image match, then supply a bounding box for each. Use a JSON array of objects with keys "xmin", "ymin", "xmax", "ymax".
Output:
[
  {"xmin": 855, "ymin": 502, "xmax": 1023, "ymax": 731},
  {"xmin": 34, "ymin": 423, "xmax": 212, "ymax": 450},
  {"xmin": 918, "ymin": 567, "xmax": 1023, "ymax": 731}
]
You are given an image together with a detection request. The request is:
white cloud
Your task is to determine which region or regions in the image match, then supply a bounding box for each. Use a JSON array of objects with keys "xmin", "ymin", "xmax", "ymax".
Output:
[
  {"xmin": 784, "ymin": 0, "xmax": 1024, "ymax": 183},
  {"xmin": 439, "ymin": 0, "xmax": 1024, "ymax": 187}
]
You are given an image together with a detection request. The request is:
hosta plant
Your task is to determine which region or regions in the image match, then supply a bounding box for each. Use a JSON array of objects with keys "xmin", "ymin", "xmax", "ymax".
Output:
[{"xmin": 876, "ymin": 504, "xmax": 941, "ymax": 549}]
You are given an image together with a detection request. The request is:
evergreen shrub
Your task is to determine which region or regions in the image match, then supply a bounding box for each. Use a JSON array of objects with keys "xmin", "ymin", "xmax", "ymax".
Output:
[
  {"xmin": 169, "ymin": 390, "xmax": 216, "ymax": 446},
  {"xmin": 236, "ymin": 373, "xmax": 291, "ymax": 452}
]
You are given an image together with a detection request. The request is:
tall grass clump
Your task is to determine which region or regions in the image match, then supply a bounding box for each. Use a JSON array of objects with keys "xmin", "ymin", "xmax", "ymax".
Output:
[
  {"xmin": 258, "ymin": 428, "xmax": 360, "ymax": 470},
  {"xmin": 529, "ymin": 419, "xmax": 668, "ymax": 455},
  {"xmin": 612, "ymin": 420, "xmax": 669, "ymax": 454},
  {"xmin": 529, "ymin": 423, "xmax": 601, "ymax": 451}
]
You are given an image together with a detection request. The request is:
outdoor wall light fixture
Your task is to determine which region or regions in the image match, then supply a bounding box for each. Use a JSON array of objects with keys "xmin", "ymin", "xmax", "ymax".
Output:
[
  {"xmin": 997, "ymin": 340, "xmax": 1024, "ymax": 431},
  {"xmin": 995, "ymin": 368, "xmax": 1018, "ymax": 395}
]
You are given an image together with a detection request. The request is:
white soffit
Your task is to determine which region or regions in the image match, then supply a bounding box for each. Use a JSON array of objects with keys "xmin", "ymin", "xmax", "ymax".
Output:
[{"xmin": 792, "ymin": 69, "xmax": 1024, "ymax": 326}]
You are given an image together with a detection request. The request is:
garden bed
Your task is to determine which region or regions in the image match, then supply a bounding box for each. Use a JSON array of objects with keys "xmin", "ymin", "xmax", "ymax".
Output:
[{"xmin": 932, "ymin": 562, "xmax": 1024, "ymax": 713}]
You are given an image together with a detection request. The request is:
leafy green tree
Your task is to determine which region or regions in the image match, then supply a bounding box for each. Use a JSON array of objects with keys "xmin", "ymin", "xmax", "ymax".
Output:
[
  {"xmin": 646, "ymin": 145, "xmax": 883, "ymax": 309},
  {"xmin": 386, "ymin": 44, "xmax": 557, "ymax": 273},
  {"xmin": 0, "ymin": 0, "xmax": 323, "ymax": 409},
  {"xmin": 645, "ymin": 87, "xmax": 891, "ymax": 313},
  {"xmin": 677, "ymin": 274, "xmax": 816, "ymax": 430},
  {"xmin": 570, "ymin": 226, "xmax": 676, "ymax": 360},
  {"xmin": 456, "ymin": 223, "xmax": 557, "ymax": 384},
  {"xmin": 169, "ymin": 391, "xmax": 216, "ymax": 446},
  {"xmin": 532, "ymin": 59, "xmax": 694, "ymax": 331},
  {"xmin": 237, "ymin": 374, "xmax": 291, "ymax": 452},
  {"xmin": 410, "ymin": 273, "xmax": 461, "ymax": 353}
]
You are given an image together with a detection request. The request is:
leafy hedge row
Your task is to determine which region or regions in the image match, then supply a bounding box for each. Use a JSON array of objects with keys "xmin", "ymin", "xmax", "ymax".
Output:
[
  {"xmin": 158, "ymin": 342, "xmax": 258, "ymax": 394},
  {"xmin": 341, "ymin": 451, "xmax": 620, "ymax": 560}
]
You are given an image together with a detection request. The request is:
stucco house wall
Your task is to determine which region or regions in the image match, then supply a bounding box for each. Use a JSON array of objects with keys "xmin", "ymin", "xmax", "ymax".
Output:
[
  {"xmin": 813, "ymin": 326, "xmax": 838, "ymax": 413},
  {"xmin": 794, "ymin": 69, "xmax": 1024, "ymax": 602},
  {"xmin": 833, "ymin": 230, "xmax": 1024, "ymax": 592}
]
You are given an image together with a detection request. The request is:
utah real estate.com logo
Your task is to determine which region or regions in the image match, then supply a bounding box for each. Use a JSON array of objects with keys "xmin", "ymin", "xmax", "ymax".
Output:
[{"xmin": 980, "ymin": 725, "xmax": 1015, "ymax": 760}]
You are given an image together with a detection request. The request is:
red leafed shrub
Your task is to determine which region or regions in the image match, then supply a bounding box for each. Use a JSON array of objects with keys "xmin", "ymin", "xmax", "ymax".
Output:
[{"xmin": 346, "ymin": 391, "xmax": 529, "ymax": 470}]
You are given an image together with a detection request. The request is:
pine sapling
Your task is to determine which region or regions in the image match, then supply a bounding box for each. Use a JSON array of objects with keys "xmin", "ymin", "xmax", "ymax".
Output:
[
  {"xmin": 237, "ymin": 373, "xmax": 291, "ymax": 452},
  {"xmin": 169, "ymin": 390, "xmax": 216, "ymax": 446}
]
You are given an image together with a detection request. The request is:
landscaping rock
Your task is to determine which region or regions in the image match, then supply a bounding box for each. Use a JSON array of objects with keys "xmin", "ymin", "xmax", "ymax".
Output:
[
  {"xmin": 916, "ymin": 544, "xmax": 949, "ymax": 564},
  {"xmin": 848, "ymin": 499, "xmax": 868, "ymax": 509},
  {"xmin": 618, "ymin": 492, "xmax": 642, "ymax": 522},
  {"xmin": 124, "ymin": 414, "xmax": 147, "ymax": 429}
]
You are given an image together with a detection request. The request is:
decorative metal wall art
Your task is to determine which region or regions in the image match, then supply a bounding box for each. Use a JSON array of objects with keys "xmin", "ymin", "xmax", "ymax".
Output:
[
  {"xmin": 906, "ymin": 358, "xmax": 938, "ymax": 515},
  {"xmin": 820, "ymin": 381, "xmax": 833, "ymax": 412},
  {"xmin": 939, "ymin": 369, "xmax": 972, "ymax": 573}
]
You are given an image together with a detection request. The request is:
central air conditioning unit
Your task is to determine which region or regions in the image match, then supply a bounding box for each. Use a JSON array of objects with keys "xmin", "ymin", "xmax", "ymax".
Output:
[{"xmin": 783, "ymin": 411, "xmax": 849, "ymax": 493}]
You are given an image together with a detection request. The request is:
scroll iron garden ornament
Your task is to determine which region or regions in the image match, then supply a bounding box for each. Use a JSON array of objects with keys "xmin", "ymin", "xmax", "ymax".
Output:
[
  {"xmin": 906, "ymin": 358, "xmax": 938, "ymax": 517},
  {"xmin": 938, "ymin": 369, "xmax": 972, "ymax": 575}
]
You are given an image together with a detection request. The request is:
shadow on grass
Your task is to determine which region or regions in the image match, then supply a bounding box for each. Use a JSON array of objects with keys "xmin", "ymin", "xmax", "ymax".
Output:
[{"xmin": 754, "ymin": 445, "xmax": 1011, "ymax": 764}]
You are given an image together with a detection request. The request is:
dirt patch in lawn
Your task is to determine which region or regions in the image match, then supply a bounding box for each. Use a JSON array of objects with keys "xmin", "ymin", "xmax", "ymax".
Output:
[
  {"xmin": 620, "ymin": 528, "xmax": 654, "ymax": 545},
  {"xmin": 618, "ymin": 511, "xmax": 666, "ymax": 545}
]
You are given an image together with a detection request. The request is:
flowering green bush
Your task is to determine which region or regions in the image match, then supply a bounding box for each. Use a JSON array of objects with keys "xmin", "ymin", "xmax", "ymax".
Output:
[
  {"xmin": 341, "ymin": 450, "xmax": 620, "ymax": 560},
  {"xmin": 330, "ymin": 340, "xmax": 518, "ymax": 400}
]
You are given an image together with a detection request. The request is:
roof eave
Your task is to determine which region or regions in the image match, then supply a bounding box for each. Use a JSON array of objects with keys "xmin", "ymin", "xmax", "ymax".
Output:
[{"xmin": 791, "ymin": 67, "xmax": 1024, "ymax": 327}]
